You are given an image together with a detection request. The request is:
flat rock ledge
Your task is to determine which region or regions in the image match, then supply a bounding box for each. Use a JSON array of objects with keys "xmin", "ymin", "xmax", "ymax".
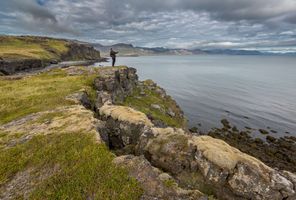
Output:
[{"xmin": 95, "ymin": 67, "xmax": 296, "ymax": 200}]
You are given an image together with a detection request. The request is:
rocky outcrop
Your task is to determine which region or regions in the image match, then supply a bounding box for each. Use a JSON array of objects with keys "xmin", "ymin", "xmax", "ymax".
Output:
[
  {"xmin": 98, "ymin": 104, "xmax": 151, "ymax": 152},
  {"xmin": 93, "ymin": 67, "xmax": 296, "ymax": 200},
  {"xmin": 94, "ymin": 67, "xmax": 138, "ymax": 107},
  {"xmin": 1, "ymin": 65, "xmax": 295, "ymax": 200},
  {"xmin": 114, "ymin": 155, "xmax": 205, "ymax": 200},
  {"xmin": 136, "ymin": 128, "xmax": 296, "ymax": 200}
]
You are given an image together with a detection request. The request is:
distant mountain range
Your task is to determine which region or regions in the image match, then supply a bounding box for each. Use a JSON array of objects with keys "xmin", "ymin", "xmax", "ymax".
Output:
[
  {"xmin": 92, "ymin": 43, "xmax": 296, "ymax": 57},
  {"xmin": 92, "ymin": 43, "xmax": 204, "ymax": 57}
]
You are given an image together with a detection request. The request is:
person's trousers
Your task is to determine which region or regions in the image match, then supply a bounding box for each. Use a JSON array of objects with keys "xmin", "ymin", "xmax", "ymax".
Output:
[{"xmin": 112, "ymin": 57, "xmax": 116, "ymax": 66}]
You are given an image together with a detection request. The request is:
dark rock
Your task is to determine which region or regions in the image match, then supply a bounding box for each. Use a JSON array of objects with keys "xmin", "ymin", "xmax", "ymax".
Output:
[
  {"xmin": 259, "ymin": 129, "xmax": 269, "ymax": 135},
  {"xmin": 61, "ymin": 43, "xmax": 100, "ymax": 61},
  {"xmin": 189, "ymin": 127, "xmax": 199, "ymax": 133},
  {"xmin": 0, "ymin": 59, "xmax": 46, "ymax": 75},
  {"xmin": 266, "ymin": 136, "xmax": 277, "ymax": 143},
  {"xmin": 221, "ymin": 119, "xmax": 231, "ymax": 129},
  {"xmin": 232, "ymin": 126, "xmax": 239, "ymax": 132},
  {"xmin": 65, "ymin": 90, "xmax": 92, "ymax": 109}
]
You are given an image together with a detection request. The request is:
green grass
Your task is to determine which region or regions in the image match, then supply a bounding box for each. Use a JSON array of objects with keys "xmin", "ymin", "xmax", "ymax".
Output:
[
  {"xmin": 0, "ymin": 67, "xmax": 144, "ymax": 199},
  {"xmin": 163, "ymin": 179, "xmax": 176, "ymax": 188},
  {"xmin": 0, "ymin": 132, "xmax": 143, "ymax": 199},
  {"xmin": 0, "ymin": 69, "xmax": 96, "ymax": 124},
  {"xmin": 0, "ymin": 36, "xmax": 69, "ymax": 60},
  {"xmin": 121, "ymin": 84, "xmax": 186, "ymax": 128}
]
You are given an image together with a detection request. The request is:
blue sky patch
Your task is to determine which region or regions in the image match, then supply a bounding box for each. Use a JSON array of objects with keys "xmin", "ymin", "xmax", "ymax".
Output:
[{"xmin": 37, "ymin": 0, "xmax": 47, "ymax": 6}]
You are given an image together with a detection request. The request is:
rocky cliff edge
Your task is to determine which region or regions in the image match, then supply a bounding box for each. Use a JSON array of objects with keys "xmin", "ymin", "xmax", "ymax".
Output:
[{"xmin": 0, "ymin": 66, "xmax": 295, "ymax": 200}]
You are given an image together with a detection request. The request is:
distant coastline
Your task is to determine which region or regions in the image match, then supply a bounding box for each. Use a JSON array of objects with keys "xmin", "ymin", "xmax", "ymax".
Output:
[{"xmin": 93, "ymin": 42, "xmax": 296, "ymax": 57}]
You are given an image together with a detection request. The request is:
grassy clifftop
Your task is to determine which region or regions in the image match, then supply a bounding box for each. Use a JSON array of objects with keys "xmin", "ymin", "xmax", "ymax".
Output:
[
  {"xmin": 0, "ymin": 36, "xmax": 70, "ymax": 60},
  {"xmin": 0, "ymin": 36, "xmax": 101, "ymax": 75},
  {"xmin": 0, "ymin": 68, "xmax": 96, "ymax": 124},
  {"xmin": 0, "ymin": 67, "xmax": 142, "ymax": 199},
  {"xmin": 0, "ymin": 35, "xmax": 101, "ymax": 62}
]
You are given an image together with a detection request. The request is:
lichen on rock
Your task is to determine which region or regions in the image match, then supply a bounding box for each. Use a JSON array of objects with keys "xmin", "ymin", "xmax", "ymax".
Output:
[
  {"xmin": 100, "ymin": 104, "xmax": 153, "ymax": 127},
  {"xmin": 0, "ymin": 105, "xmax": 102, "ymax": 148},
  {"xmin": 134, "ymin": 127, "xmax": 296, "ymax": 200}
]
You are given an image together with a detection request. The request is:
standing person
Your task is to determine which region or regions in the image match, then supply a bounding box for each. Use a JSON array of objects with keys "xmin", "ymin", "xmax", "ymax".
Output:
[{"xmin": 110, "ymin": 48, "xmax": 118, "ymax": 67}]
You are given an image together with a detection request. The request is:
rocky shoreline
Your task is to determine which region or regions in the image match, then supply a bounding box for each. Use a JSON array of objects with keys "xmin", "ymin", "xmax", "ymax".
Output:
[
  {"xmin": 1, "ymin": 66, "xmax": 295, "ymax": 200},
  {"xmin": 205, "ymin": 119, "xmax": 296, "ymax": 173}
]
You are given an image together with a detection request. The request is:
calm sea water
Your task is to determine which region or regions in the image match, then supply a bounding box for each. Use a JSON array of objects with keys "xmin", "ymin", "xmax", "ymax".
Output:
[{"xmin": 96, "ymin": 55, "xmax": 296, "ymax": 137}]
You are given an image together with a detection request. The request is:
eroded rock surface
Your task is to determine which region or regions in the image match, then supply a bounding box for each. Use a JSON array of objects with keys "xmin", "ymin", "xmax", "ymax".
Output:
[
  {"xmin": 94, "ymin": 67, "xmax": 138, "ymax": 105},
  {"xmin": 135, "ymin": 127, "xmax": 296, "ymax": 200},
  {"xmin": 0, "ymin": 105, "xmax": 102, "ymax": 148},
  {"xmin": 114, "ymin": 155, "xmax": 205, "ymax": 200}
]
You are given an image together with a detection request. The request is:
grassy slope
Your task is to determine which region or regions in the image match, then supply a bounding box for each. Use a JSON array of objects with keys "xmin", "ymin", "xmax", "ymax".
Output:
[
  {"xmin": 122, "ymin": 80, "xmax": 187, "ymax": 128},
  {"xmin": 0, "ymin": 36, "xmax": 69, "ymax": 60},
  {"xmin": 0, "ymin": 68, "xmax": 142, "ymax": 199},
  {"xmin": 0, "ymin": 69, "xmax": 95, "ymax": 124},
  {"xmin": 0, "ymin": 132, "xmax": 142, "ymax": 199}
]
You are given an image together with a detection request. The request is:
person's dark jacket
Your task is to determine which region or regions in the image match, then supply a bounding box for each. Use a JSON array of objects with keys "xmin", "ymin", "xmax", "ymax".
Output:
[{"xmin": 110, "ymin": 50, "xmax": 118, "ymax": 58}]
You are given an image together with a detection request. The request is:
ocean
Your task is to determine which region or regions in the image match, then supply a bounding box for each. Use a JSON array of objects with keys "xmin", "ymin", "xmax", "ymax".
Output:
[{"xmin": 95, "ymin": 55, "xmax": 296, "ymax": 137}]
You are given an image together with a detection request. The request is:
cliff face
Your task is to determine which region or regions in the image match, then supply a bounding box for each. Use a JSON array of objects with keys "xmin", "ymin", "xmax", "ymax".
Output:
[
  {"xmin": 0, "ymin": 36, "xmax": 101, "ymax": 75},
  {"xmin": 94, "ymin": 67, "xmax": 296, "ymax": 200},
  {"xmin": 0, "ymin": 66, "xmax": 295, "ymax": 200},
  {"xmin": 61, "ymin": 43, "xmax": 101, "ymax": 61}
]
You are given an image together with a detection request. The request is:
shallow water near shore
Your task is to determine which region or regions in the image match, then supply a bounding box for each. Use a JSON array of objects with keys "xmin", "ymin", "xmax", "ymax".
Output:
[{"xmin": 95, "ymin": 55, "xmax": 296, "ymax": 137}]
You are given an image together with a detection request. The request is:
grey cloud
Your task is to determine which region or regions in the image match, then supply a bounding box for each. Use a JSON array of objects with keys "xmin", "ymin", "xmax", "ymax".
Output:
[
  {"xmin": 119, "ymin": 0, "xmax": 296, "ymax": 24},
  {"xmin": 0, "ymin": 0, "xmax": 76, "ymax": 34},
  {"xmin": 0, "ymin": 0, "xmax": 56, "ymax": 22},
  {"xmin": 0, "ymin": 0, "xmax": 296, "ymax": 51}
]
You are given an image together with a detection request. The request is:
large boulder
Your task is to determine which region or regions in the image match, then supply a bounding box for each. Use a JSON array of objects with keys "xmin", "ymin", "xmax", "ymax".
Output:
[{"xmin": 135, "ymin": 127, "xmax": 296, "ymax": 200}]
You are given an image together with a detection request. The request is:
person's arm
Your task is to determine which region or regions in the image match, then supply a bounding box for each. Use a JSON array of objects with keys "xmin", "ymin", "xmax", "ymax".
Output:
[{"xmin": 115, "ymin": 51, "xmax": 119, "ymax": 54}]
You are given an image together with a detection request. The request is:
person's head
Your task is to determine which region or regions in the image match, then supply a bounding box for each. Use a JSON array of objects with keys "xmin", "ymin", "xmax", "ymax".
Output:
[{"xmin": 110, "ymin": 48, "xmax": 113, "ymax": 51}]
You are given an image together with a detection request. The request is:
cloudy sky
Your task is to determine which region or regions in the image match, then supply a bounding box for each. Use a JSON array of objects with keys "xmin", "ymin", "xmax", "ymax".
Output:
[{"xmin": 1, "ymin": 0, "xmax": 296, "ymax": 51}]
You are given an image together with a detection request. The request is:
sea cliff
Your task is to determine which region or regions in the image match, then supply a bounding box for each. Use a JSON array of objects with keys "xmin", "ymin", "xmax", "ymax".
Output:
[
  {"xmin": 0, "ymin": 66, "xmax": 295, "ymax": 200},
  {"xmin": 0, "ymin": 36, "xmax": 101, "ymax": 75}
]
